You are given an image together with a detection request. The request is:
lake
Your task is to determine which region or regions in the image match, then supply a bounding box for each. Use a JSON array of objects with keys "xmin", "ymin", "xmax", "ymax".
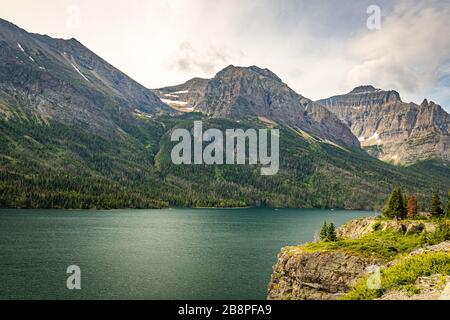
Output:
[{"xmin": 0, "ymin": 208, "xmax": 376, "ymax": 299}]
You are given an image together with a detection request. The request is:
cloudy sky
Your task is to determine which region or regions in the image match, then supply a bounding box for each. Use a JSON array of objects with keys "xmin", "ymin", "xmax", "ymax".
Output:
[{"xmin": 1, "ymin": 0, "xmax": 450, "ymax": 111}]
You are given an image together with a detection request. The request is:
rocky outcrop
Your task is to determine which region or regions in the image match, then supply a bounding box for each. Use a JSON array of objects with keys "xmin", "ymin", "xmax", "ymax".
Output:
[
  {"xmin": 154, "ymin": 77, "xmax": 209, "ymax": 112},
  {"xmin": 267, "ymin": 218, "xmax": 449, "ymax": 300},
  {"xmin": 378, "ymin": 242, "xmax": 450, "ymax": 300},
  {"xmin": 410, "ymin": 241, "xmax": 450, "ymax": 255},
  {"xmin": 317, "ymin": 86, "xmax": 450, "ymax": 163},
  {"xmin": 267, "ymin": 247, "xmax": 378, "ymax": 300},
  {"xmin": 378, "ymin": 275, "xmax": 450, "ymax": 300},
  {"xmin": 156, "ymin": 65, "xmax": 360, "ymax": 148},
  {"xmin": 336, "ymin": 217, "xmax": 437, "ymax": 239}
]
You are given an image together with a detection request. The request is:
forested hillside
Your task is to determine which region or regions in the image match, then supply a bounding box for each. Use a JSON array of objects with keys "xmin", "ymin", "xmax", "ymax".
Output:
[{"xmin": 1, "ymin": 111, "xmax": 448, "ymax": 210}]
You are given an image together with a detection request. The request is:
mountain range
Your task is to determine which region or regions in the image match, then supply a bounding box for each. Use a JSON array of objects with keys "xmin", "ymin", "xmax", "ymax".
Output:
[
  {"xmin": 0, "ymin": 18, "xmax": 449, "ymax": 210},
  {"xmin": 156, "ymin": 65, "xmax": 359, "ymax": 148},
  {"xmin": 318, "ymin": 85, "xmax": 450, "ymax": 164}
]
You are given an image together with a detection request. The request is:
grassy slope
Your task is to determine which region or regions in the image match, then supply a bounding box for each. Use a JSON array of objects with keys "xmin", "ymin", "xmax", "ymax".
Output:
[
  {"xmin": 297, "ymin": 218, "xmax": 450, "ymax": 300},
  {"xmin": 343, "ymin": 252, "xmax": 450, "ymax": 300}
]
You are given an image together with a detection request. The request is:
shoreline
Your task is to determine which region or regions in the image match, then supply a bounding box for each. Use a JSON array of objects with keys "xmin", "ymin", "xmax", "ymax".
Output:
[{"xmin": 0, "ymin": 206, "xmax": 378, "ymax": 212}]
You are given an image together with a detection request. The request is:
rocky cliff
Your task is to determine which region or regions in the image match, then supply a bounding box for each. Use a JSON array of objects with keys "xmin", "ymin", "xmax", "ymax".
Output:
[
  {"xmin": 156, "ymin": 65, "xmax": 360, "ymax": 148},
  {"xmin": 267, "ymin": 246, "xmax": 378, "ymax": 300},
  {"xmin": 317, "ymin": 86, "xmax": 450, "ymax": 163},
  {"xmin": 267, "ymin": 217, "xmax": 450, "ymax": 300},
  {"xmin": 0, "ymin": 18, "xmax": 173, "ymax": 138}
]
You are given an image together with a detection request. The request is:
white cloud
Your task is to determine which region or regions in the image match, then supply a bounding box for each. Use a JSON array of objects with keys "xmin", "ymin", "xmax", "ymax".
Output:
[
  {"xmin": 165, "ymin": 41, "xmax": 230, "ymax": 76},
  {"xmin": 345, "ymin": 1, "xmax": 450, "ymax": 106},
  {"xmin": 0, "ymin": 0, "xmax": 449, "ymax": 110}
]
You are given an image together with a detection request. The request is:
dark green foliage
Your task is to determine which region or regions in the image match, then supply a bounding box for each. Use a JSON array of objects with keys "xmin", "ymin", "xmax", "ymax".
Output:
[
  {"xmin": 430, "ymin": 193, "xmax": 445, "ymax": 218},
  {"xmin": 320, "ymin": 222, "xmax": 329, "ymax": 241},
  {"xmin": 319, "ymin": 221, "xmax": 337, "ymax": 242},
  {"xmin": 327, "ymin": 223, "xmax": 337, "ymax": 242},
  {"xmin": 1, "ymin": 112, "xmax": 450, "ymax": 209},
  {"xmin": 383, "ymin": 186, "xmax": 407, "ymax": 219}
]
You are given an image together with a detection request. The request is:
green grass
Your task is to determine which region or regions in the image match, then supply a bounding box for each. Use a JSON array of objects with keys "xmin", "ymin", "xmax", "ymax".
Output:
[
  {"xmin": 303, "ymin": 231, "xmax": 425, "ymax": 260},
  {"xmin": 342, "ymin": 252, "xmax": 450, "ymax": 300}
]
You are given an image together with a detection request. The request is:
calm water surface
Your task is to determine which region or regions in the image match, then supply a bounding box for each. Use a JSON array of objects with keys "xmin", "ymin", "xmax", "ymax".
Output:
[{"xmin": 0, "ymin": 208, "xmax": 376, "ymax": 299}]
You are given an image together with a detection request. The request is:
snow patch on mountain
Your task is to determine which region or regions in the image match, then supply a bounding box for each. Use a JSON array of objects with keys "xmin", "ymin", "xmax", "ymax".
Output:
[
  {"xmin": 17, "ymin": 42, "xmax": 25, "ymax": 52},
  {"xmin": 161, "ymin": 98, "xmax": 188, "ymax": 106},
  {"xmin": 70, "ymin": 62, "xmax": 90, "ymax": 82}
]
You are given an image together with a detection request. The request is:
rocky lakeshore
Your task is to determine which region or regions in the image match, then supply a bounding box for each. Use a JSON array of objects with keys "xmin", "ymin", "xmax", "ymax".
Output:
[{"xmin": 267, "ymin": 217, "xmax": 450, "ymax": 300}]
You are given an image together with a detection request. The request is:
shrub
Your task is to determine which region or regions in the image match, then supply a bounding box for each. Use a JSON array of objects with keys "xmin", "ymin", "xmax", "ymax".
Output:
[
  {"xmin": 343, "ymin": 252, "xmax": 450, "ymax": 300},
  {"xmin": 372, "ymin": 221, "xmax": 381, "ymax": 231},
  {"xmin": 421, "ymin": 219, "xmax": 450, "ymax": 245},
  {"xmin": 305, "ymin": 230, "xmax": 424, "ymax": 260}
]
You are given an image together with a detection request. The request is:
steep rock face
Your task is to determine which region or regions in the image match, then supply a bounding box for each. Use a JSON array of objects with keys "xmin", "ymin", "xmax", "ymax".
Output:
[
  {"xmin": 267, "ymin": 247, "xmax": 376, "ymax": 300},
  {"xmin": 157, "ymin": 65, "xmax": 360, "ymax": 148},
  {"xmin": 154, "ymin": 77, "xmax": 209, "ymax": 112},
  {"xmin": 318, "ymin": 86, "xmax": 450, "ymax": 163},
  {"xmin": 0, "ymin": 18, "xmax": 172, "ymax": 138},
  {"xmin": 267, "ymin": 218, "xmax": 449, "ymax": 300}
]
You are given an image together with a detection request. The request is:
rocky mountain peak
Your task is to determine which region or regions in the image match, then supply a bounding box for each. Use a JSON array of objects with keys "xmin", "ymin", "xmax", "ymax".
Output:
[
  {"xmin": 349, "ymin": 86, "xmax": 402, "ymax": 104},
  {"xmin": 420, "ymin": 99, "xmax": 441, "ymax": 108},
  {"xmin": 318, "ymin": 86, "xmax": 402, "ymax": 110},
  {"xmin": 0, "ymin": 18, "xmax": 21, "ymax": 30},
  {"xmin": 215, "ymin": 65, "xmax": 283, "ymax": 83},
  {"xmin": 0, "ymin": 18, "xmax": 172, "ymax": 138},
  {"xmin": 157, "ymin": 65, "xmax": 360, "ymax": 148},
  {"xmin": 349, "ymin": 85, "xmax": 378, "ymax": 94},
  {"xmin": 318, "ymin": 86, "xmax": 450, "ymax": 164}
]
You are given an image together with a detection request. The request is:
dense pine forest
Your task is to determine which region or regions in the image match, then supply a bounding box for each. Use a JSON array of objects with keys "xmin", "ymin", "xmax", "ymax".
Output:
[{"xmin": 1, "ymin": 111, "xmax": 449, "ymax": 210}]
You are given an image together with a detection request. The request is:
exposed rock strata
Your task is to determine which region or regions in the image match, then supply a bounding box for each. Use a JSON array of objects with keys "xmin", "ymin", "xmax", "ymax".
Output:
[
  {"xmin": 318, "ymin": 86, "xmax": 450, "ymax": 163},
  {"xmin": 267, "ymin": 247, "xmax": 378, "ymax": 300},
  {"xmin": 156, "ymin": 65, "xmax": 360, "ymax": 148},
  {"xmin": 267, "ymin": 219, "xmax": 449, "ymax": 300}
]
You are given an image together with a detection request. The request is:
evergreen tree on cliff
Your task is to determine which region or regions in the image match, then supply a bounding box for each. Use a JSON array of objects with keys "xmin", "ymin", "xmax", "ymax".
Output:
[
  {"xmin": 383, "ymin": 186, "xmax": 407, "ymax": 219},
  {"xmin": 319, "ymin": 221, "xmax": 337, "ymax": 242},
  {"xmin": 320, "ymin": 222, "xmax": 329, "ymax": 241},
  {"xmin": 407, "ymin": 195, "xmax": 418, "ymax": 218},
  {"xmin": 430, "ymin": 193, "xmax": 444, "ymax": 218},
  {"xmin": 327, "ymin": 223, "xmax": 337, "ymax": 242}
]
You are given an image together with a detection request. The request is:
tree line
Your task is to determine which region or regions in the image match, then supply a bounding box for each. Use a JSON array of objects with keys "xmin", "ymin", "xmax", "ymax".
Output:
[{"xmin": 383, "ymin": 187, "xmax": 450, "ymax": 219}]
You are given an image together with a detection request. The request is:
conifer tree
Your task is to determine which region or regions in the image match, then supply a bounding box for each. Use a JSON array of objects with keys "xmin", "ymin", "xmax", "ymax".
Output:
[
  {"xmin": 319, "ymin": 221, "xmax": 338, "ymax": 242},
  {"xmin": 327, "ymin": 223, "xmax": 337, "ymax": 242},
  {"xmin": 320, "ymin": 222, "xmax": 329, "ymax": 241},
  {"xmin": 407, "ymin": 195, "xmax": 418, "ymax": 218},
  {"xmin": 430, "ymin": 193, "xmax": 444, "ymax": 218},
  {"xmin": 383, "ymin": 186, "xmax": 407, "ymax": 219}
]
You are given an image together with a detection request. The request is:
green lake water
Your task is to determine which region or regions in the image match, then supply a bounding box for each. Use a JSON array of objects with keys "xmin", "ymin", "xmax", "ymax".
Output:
[{"xmin": 0, "ymin": 208, "xmax": 376, "ymax": 299}]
